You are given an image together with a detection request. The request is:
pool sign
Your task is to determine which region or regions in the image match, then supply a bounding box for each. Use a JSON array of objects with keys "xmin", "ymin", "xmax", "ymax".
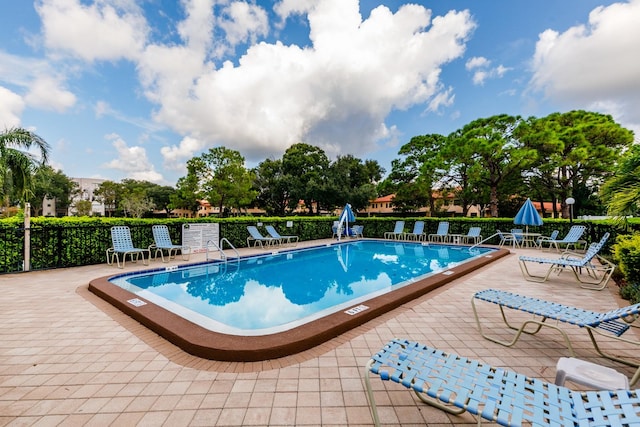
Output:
[
  {"xmin": 182, "ymin": 223, "xmax": 220, "ymax": 253},
  {"xmin": 345, "ymin": 304, "xmax": 369, "ymax": 315}
]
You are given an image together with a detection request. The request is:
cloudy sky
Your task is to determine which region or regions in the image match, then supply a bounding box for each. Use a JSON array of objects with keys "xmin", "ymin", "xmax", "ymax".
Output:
[{"xmin": 1, "ymin": 0, "xmax": 639, "ymax": 186}]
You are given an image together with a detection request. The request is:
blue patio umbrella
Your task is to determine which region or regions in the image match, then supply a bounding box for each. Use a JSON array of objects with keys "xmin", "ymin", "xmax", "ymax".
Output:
[
  {"xmin": 337, "ymin": 204, "xmax": 356, "ymax": 240},
  {"xmin": 514, "ymin": 198, "xmax": 543, "ymax": 232}
]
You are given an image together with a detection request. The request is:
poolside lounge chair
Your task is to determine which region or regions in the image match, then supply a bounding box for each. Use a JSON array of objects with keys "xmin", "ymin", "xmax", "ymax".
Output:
[
  {"xmin": 364, "ymin": 338, "xmax": 640, "ymax": 427},
  {"xmin": 536, "ymin": 229, "xmax": 559, "ymax": 247},
  {"xmin": 496, "ymin": 229, "xmax": 518, "ymax": 247},
  {"xmin": 402, "ymin": 221, "xmax": 424, "ymax": 241},
  {"xmin": 427, "ymin": 221, "xmax": 449, "ymax": 242},
  {"xmin": 246, "ymin": 226, "xmax": 279, "ymax": 248},
  {"xmin": 107, "ymin": 226, "xmax": 150, "ymax": 268},
  {"xmin": 150, "ymin": 224, "xmax": 190, "ymax": 262},
  {"xmin": 265, "ymin": 225, "xmax": 298, "ymax": 246},
  {"xmin": 472, "ymin": 288, "xmax": 640, "ymax": 386},
  {"xmin": 460, "ymin": 226, "xmax": 482, "ymax": 244},
  {"xmin": 510, "ymin": 228, "xmax": 525, "ymax": 246},
  {"xmin": 384, "ymin": 221, "xmax": 405, "ymax": 240},
  {"xmin": 539, "ymin": 224, "xmax": 587, "ymax": 252},
  {"xmin": 518, "ymin": 232, "xmax": 614, "ymax": 289},
  {"xmin": 351, "ymin": 225, "xmax": 364, "ymax": 238}
]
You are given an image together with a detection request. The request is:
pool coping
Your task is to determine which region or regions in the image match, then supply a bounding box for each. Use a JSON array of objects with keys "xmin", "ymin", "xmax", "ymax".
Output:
[{"xmin": 88, "ymin": 243, "xmax": 510, "ymax": 362}]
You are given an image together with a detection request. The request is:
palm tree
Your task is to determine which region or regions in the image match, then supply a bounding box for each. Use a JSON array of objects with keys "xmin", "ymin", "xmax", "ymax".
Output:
[
  {"xmin": 0, "ymin": 127, "xmax": 50, "ymax": 205},
  {"xmin": 601, "ymin": 144, "xmax": 640, "ymax": 218}
]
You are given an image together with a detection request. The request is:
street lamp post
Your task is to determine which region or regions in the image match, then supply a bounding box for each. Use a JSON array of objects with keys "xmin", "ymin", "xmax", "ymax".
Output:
[{"xmin": 565, "ymin": 197, "xmax": 575, "ymax": 224}]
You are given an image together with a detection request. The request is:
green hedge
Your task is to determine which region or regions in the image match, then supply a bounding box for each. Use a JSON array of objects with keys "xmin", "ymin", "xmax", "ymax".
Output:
[{"xmin": 0, "ymin": 215, "xmax": 633, "ymax": 274}]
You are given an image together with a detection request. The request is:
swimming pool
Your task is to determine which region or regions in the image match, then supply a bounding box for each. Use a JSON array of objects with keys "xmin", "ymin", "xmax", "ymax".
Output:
[{"xmin": 90, "ymin": 240, "xmax": 508, "ymax": 361}]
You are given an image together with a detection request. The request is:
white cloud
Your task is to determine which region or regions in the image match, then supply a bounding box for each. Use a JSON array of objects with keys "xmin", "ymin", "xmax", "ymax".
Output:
[
  {"xmin": 103, "ymin": 134, "xmax": 164, "ymax": 183},
  {"xmin": 465, "ymin": 56, "xmax": 490, "ymax": 70},
  {"xmin": 219, "ymin": 2, "xmax": 269, "ymax": 47},
  {"xmin": 530, "ymin": 0, "xmax": 640, "ymax": 129},
  {"xmin": 141, "ymin": 0, "xmax": 475, "ymax": 163},
  {"xmin": 36, "ymin": 0, "xmax": 148, "ymax": 62},
  {"xmin": 24, "ymin": 76, "xmax": 76, "ymax": 112},
  {"xmin": 465, "ymin": 55, "xmax": 510, "ymax": 85},
  {"xmin": 0, "ymin": 86, "xmax": 25, "ymax": 128},
  {"xmin": 160, "ymin": 136, "xmax": 207, "ymax": 171}
]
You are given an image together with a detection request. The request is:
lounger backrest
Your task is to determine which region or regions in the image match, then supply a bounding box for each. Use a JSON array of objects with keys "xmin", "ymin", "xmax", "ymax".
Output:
[
  {"xmin": 467, "ymin": 227, "xmax": 481, "ymax": 237},
  {"xmin": 436, "ymin": 222, "xmax": 449, "ymax": 235},
  {"xmin": 412, "ymin": 221, "xmax": 424, "ymax": 234},
  {"xmin": 393, "ymin": 221, "xmax": 405, "ymax": 233},
  {"xmin": 561, "ymin": 225, "xmax": 586, "ymax": 242},
  {"xmin": 548, "ymin": 230, "xmax": 559, "ymax": 240},
  {"xmin": 265, "ymin": 225, "xmax": 281, "ymax": 238},
  {"xmin": 111, "ymin": 226, "xmax": 135, "ymax": 251},
  {"xmin": 581, "ymin": 232, "xmax": 610, "ymax": 264},
  {"xmin": 152, "ymin": 225, "xmax": 173, "ymax": 248},
  {"xmin": 599, "ymin": 301, "xmax": 640, "ymax": 323},
  {"xmin": 247, "ymin": 226, "xmax": 265, "ymax": 240}
]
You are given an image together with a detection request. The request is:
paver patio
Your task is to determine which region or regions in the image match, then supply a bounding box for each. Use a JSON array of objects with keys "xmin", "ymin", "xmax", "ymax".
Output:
[{"xmin": 0, "ymin": 239, "xmax": 635, "ymax": 426}]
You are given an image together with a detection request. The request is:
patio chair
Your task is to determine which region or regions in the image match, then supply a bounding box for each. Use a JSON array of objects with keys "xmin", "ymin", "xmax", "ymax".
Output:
[
  {"xmin": 536, "ymin": 229, "xmax": 559, "ymax": 247},
  {"xmin": 107, "ymin": 226, "xmax": 150, "ymax": 268},
  {"xmin": 364, "ymin": 338, "xmax": 640, "ymax": 427},
  {"xmin": 539, "ymin": 224, "xmax": 587, "ymax": 252},
  {"xmin": 246, "ymin": 225, "xmax": 279, "ymax": 248},
  {"xmin": 265, "ymin": 224, "xmax": 298, "ymax": 246},
  {"xmin": 471, "ymin": 288, "xmax": 640, "ymax": 386},
  {"xmin": 150, "ymin": 224, "xmax": 190, "ymax": 262},
  {"xmin": 351, "ymin": 225, "xmax": 364, "ymax": 238},
  {"xmin": 427, "ymin": 221, "xmax": 449, "ymax": 242},
  {"xmin": 402, "ymin": 221, "xmax": 424, "ymax": 241},
  {"xmin": 496, "ymin": 229, "xmax": 518, "ymax": 247},
  {"xmin": 510, "ymin": 228, "xmax": 525, "ymax": 246},
  {"xmin": 383, "ymin": 220, "xmax": 405, "ymax": 240},
  {"xmin": 518, "ymin": 233, "xmax": 614, "ymax": 289},
  {"xmin": 460, "ymin": 226, "xmax": 482, "ymax": 244}
]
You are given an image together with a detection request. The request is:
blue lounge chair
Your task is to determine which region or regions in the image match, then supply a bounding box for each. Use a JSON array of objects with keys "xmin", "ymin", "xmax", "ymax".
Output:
[
  {"xmin": 265, "ymin": 225, "xmax": 299, "ymax": 246},
  {"xmin": 150, "ymin": 224, "xmax": 190, "ymax": 262},
  {"xmin": 402, "ymin": 221, "xmax": 424, "ymax": 241},
  {"xmin": 384, "ymin": 221, "xmax": 404, "ymax": 240},
  {"xmin": 460, "ymin": 226, "xmax": 482, "ymax": 244},
  {"xmin": 518, "ymin": 233, "xmax": 614, "ymax": 289},
  {"xmin": 496, "ymin": 229, "xmax": 518, "ymax": 247},
  {"xmin": 539, "ymin": 224, "xmax": 587, "ymax": 252},
  {"xmin": 365, "ymin": 338, "xmax": 640, "ymax": 427},
  {"xmin": 107, "ymin": 226, "xmax": 150, "ymax": 268},
  {"xmin": 472, "ymin": 288, "xmax": 640, "ymax": 386},
  {"xmin": 246, "ymin": 225, "xmax": 279, "ymax": 248},
  {"xmin": 427, "ymin": 221, "xmax": 449, "ymax": 242},
  {"xmin": 350, "ymin": 225, "xmax": 364, "ymax": 238},
  {"xmin": 510, "ymin": 228, "xmax": 525, "ymax": 246}
]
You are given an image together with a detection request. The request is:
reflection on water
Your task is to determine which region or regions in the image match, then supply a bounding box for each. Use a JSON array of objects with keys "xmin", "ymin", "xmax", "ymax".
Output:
[{"xmin": 114, "ymin": 241, "xmax": 490, "ymax": 331}]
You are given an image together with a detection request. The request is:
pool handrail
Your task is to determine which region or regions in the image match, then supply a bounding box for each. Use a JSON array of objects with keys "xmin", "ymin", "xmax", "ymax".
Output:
[
  {"xmin": 206, "ymin": 238, "xmax": 239, "ymax": 262},
  {"xmin": 470, "ymin": 232, "xmax": 503, "ymax": 250}
]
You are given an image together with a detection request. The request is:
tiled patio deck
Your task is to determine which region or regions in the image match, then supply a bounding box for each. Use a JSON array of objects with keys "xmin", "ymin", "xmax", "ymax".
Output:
[{"xmin": 0, "ymin": 239, "xmax": 635, "ymax": 426}]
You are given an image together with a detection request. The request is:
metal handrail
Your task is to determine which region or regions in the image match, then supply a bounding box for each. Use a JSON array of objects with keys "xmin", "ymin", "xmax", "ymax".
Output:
[
  {"xmin": 206, "ymin": 238, "xmax": 239, "ymax": 262},
  {"xmin": 470, "ymin": 232, "xmax": 502, "ymax": 250}
]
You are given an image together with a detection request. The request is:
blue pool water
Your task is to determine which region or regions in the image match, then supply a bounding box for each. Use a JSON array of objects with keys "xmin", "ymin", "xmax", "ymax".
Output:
[{"xmin": 110, "ymin": 240, "xmax": 493, "ymax": 335}]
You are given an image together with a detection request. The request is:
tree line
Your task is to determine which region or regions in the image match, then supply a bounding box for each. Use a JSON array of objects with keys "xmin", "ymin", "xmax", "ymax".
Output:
[{"xmin": 0, "ymin": 109, "xmax": 636, "ymax": 219}]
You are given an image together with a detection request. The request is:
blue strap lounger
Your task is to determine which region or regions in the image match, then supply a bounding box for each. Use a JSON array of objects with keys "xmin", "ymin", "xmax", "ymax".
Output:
[
  {"xmin": 365, "ymin": 338, "xmax": 640, "ymax": 427},
  {"xmin": 518, "ymin": 233, "xmax": 614, "ymax": 290},
  {"xmin": 472, "ymin": 288, "xmax": 640, "ymax": 386},
  {"xmin": 539, "ymin": 224, "xmax": 587, "ymax": 252},
  {"xmin": 265, "ymin": 225, "xmax": 299, "ymax": 246},
  {"xmin": 384, "ymin": 220, "xmax": 405, "ymax": 240},
  {"xmin": 107, "ymin": 226, "xmax": 150, "ymax": 268},
  {"xmin": 428, "ymin": 221, "xmax": 450, "ymax": 242},
  {"xmin": 150, "ymin": 224, "xmax": 190, "ymax": 262},
  {"xmin": 246, "ymin": 225, "xmax": 279, "ymax": 248}
]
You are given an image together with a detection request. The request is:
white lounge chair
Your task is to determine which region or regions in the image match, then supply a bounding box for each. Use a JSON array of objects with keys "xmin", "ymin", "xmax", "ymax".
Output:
[
  {"xmin": 402, "ymin": 221, "xmax": 424, "ymax": 241},
  {"xmin": 265, "ymin": 225, "xmax": 298, "ymax": 246},
  {"xmin": 427, "ymin": 221, "xmax": 449, "ymax": 242},
  {"xmin": 384, "ymin": 221, "xmax": 405, "ymax": 240},
  {"xmin": 107, "ymin": 226, "xmax": 150, "ymax": 268},
  {"xmin": 150, "ymin": 224, "xmax": 190, "ymax": 262},
  {"xmin": 539, "ymin": 224, "xmax": 587, "ymax": 252},
  {"xmin": 518, "ymin": 233, "xmax": 614, "ymax": 289},
  {"xmin": 246, "ymin": 225, "xmax": 279, "ymax": 248}
]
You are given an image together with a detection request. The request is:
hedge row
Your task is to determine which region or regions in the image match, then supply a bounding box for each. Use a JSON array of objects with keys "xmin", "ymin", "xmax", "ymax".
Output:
[{"xmin": 0, "ymin": 215, "xmax": 635, "ymax": 274}]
